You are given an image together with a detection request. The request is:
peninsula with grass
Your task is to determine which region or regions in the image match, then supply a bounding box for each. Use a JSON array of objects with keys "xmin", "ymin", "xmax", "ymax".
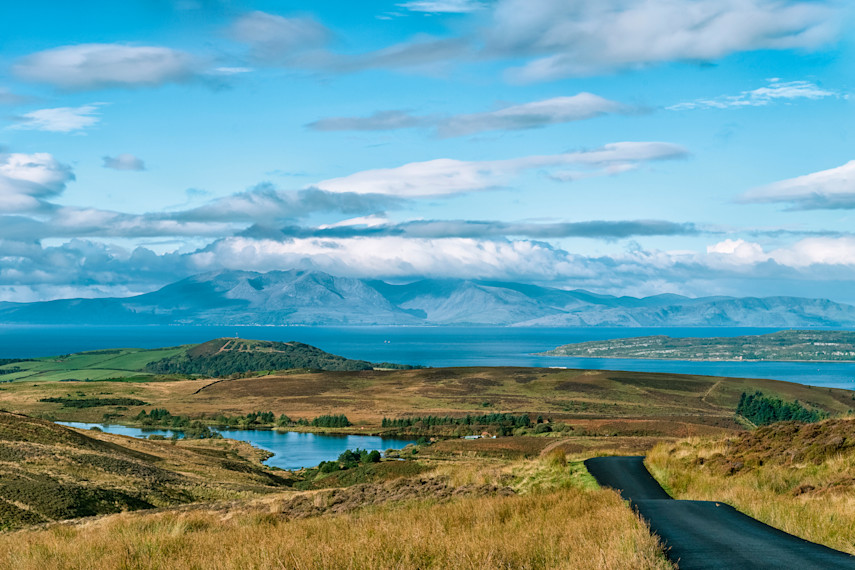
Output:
[
  {"xmin": 542, "ymin": 330, "xmax": 855, "ymax": 361},
  {"xmin": 0, "ymin": 337, "xmax": 418, "ymax": 384}
]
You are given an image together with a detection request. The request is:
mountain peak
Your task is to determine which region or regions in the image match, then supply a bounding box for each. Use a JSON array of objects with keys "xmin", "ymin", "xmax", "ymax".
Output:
[{"xmin": 1, "ymin": 270, "xmax": 854, "ymax": 327}]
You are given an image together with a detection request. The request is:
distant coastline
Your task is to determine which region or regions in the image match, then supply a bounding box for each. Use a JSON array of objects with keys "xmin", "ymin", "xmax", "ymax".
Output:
[{"xmin": 542, "ymin": 330, "xmax": 855, "ymax": 363}]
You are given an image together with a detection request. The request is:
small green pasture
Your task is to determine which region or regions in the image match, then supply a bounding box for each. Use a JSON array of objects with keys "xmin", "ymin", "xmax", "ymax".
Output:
[{"xmin": 0, "ymin": 346, "xmax": 188, "ymax": 382}]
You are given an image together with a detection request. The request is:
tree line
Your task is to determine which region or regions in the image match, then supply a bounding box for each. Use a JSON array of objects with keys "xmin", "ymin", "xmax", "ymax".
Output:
[
  {"xmin": 382, "ymin": 413, "xmax": 532, "ymax": 429},
  {"xmin": 737, "ymin": 391, "xmax": 827, "ymax": 426},
  {"xmin": 134, "ymin": 408, "xmax": 351, "ymax": 429}
]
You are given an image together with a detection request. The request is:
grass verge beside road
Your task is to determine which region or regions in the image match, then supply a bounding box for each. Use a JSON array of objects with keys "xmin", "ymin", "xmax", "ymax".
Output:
[
  {"xmin": 646, "ymin": 418, "xmax": 855, "ymax": 555},
  {"xmin": 0, "ymin": 451, "xmax": 672, "ymax": 570}
]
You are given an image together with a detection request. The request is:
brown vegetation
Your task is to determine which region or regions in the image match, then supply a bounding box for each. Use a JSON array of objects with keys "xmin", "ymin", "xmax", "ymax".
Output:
[
  {"xmin": 0, "ymin": 454, "xmax": 672, "ymax": 570},
  {"xmin": 646, "ymin": 418, "xmax": 855, "ymax": 554},
  {"xmin": 5, "ymin": 366, "xmax": 851, "ymax": 433},
  {"xmin": 0, "ymin": 412, "xmax": 292, "ymax": 530}
]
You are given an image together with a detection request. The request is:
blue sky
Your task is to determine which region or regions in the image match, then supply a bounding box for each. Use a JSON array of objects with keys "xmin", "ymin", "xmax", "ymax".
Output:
[{"xmin": 0, "ymin": 0, "xmax": 853, "ymax": 303}]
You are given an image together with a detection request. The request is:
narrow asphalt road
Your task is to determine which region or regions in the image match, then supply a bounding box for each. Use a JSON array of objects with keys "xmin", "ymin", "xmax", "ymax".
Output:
[{"xmin": 584, "ymin": 456, "xmax": 855, "ymax": 570}]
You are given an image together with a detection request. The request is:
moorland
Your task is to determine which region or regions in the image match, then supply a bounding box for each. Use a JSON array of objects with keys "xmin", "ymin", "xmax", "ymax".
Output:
[{"xmin": 1, "ymin": 337, "xmax": 854, "ymax": 568}]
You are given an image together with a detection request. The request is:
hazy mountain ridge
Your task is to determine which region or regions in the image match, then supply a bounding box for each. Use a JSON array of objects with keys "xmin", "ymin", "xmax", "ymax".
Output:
[{"xmin": 2, "ymin": 269, "xmax": 855, "ymax": 327}]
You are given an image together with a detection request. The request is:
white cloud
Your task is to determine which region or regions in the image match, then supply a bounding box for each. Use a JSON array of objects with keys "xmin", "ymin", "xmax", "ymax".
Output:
[
  {"xmin": 102, "ymin": 153, "xmax": 146, "ymax": 171},
  {"xmin": 6, "ymin": 230, "xmax": 855, "ymax": 303},
  {"xmin": 316, "ymin": 142, "xmax": 688, "ymax": 196},
  {"xmin": 706, "ymin": 238, "xmax": 769, "ymax": 264},
  {"xmin": 309, "ymin": 94, "xmax": 632, "ymax": 137},
  {"xmin": 669, "ymin": 79, "xmax": 837, "ymax": 110},
  {"xmin": 308, "ymin": 110, "xmax": 428, "ymax": 132},
  {"xmin": 488, "ymin": 0, "xmax": 838, "ymax": 81},
  {"xmin": 398, "ymin": 0, "xmax": 485, "ymax": 13},
  {"xmin": 706, "ymin": 237, "xmax": 855, "ymax": 268},
  {"xmin": 230, "ymin": 11, "xmax": 330, "ymax": 63},
  {"xmin": 0, "ymin": 152, "xmax": 74, "ymax": 212},
  {"xmin": 200, "ymin": 236, "xmax": 580, "ymax": 280},
  {"xmin": 740, "ymin": 160, "xmax": 855, "ymax": 210},
  {"xmin": 772, "ymin": 237, "xmax": 855, "ymax": 267},
  {"xmin": 10, "ymin": 104, "xmax": 101, "ymax": 133},
  {"xmin": 437, "ymin": 93, "xmax": 630, "ymax": 137},
  {"xmin": 212, "ymin": 66, "xmax": 253, "ymax": 75},
  {"xmin": 14, "ymin": 44, "xmax": 199, "ymax": 90}
]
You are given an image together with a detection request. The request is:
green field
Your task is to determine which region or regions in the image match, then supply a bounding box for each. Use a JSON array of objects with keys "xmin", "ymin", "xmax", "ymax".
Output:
[{"xmin": 0, "ymin": 346, "xmax": 188, "ymax": 382}]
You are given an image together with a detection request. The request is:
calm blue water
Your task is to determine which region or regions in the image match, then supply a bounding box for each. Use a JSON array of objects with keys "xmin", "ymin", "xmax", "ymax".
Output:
[
  {"xmin": 5, "ymin": 324, "xmax": 854, "ymax": 389},
  {"xmin": 57, "ymin": 422, "xmax": 416, "ymax": 470}
]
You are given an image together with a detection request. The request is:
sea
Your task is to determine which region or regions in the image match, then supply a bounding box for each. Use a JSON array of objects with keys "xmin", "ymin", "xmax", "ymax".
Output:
[{"xmin": 2, "ymin": 324, "xmax": 855, "ymax": 389}]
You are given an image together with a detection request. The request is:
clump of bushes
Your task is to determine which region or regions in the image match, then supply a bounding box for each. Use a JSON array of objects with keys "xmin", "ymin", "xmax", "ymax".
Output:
[
  {"xmin": 39, "ymin": 397, "xmax": 148, "ymax": 408},
  {"xmin": 737, "ymin": 391, "xmax": 826, "ymax": 426},
  {"xmin": 317, "ymin": 448, "xmax": 382, "ymax": 473}
]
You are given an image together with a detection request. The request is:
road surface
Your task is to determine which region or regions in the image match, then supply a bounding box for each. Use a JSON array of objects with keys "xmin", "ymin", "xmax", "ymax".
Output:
[{"xmin": 584, "ymin": 456, "xmax": 855, "ymax": 569}]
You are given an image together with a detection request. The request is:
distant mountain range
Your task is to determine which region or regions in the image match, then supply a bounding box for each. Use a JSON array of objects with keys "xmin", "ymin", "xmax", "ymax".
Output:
[{"xmin": 2, "ymin": 269, "xmax": 855, "ymax": 327}]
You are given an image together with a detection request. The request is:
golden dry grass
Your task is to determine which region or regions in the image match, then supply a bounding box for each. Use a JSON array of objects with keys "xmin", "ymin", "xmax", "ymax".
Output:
[
  {"xmin": 0, "ymin": 484, "xmax": 670, "ymax": 570},
  {"xmin": 646, "ymin": 419, "xmax": 855, "ymax": 555},
  {"xmin": 0, "ymin": 453, "xmax": 672, "ymax": 569},
  {"xmin": 7, "ymin": 365, "xmax": 851, "ymax": 432}
]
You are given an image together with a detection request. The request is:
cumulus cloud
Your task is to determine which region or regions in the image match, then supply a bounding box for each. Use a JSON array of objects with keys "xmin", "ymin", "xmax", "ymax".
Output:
[
  {"xmin": 10, "ymin": 104, "xmax": 101, "ymax": 133},
  {"xmin": 198, "ymin": 235, "xmax": 582, "ymax": 281},
  {"xmin": 398, "ymin": 1, "xmax": 485, "ymax": 13},
  {"xmin": 706, "ymin": 237, "xmax": 855, "ymax": 268},
  {"xmin": 0, "ymin": 238, "xmax": 189, "ymax": 302},
  {"xmin": 308, "ymin": 93, "xmax": 632, "ymax": 137},
  {"xmin": 0, "ymin": 152, "xmax": 74, "ymax": 212},
  {"xmin": 229, "ymin": 11, "xmax": 330, "ymax": 63},
  {"xmin": 102, "ymin": 154, "xmax": 146, "ymax": 171},
  {"xmin": 669, "ymin": 79, "xmax": 838, "ymax": 110},
  {"xmin": 315, "ymin": 142, "xmax": 688, "ymax": 196},
  {"xmin": 14, "ymin": 44, "xmax": 199, "ymax": 90},
  {"xmin": 5, "ymin": 230, "xmax": 855, "ymax": 303},
  {"xmin": 487, "ymin": 0, "xmax": 838, "ymax": 81},
  {"xmin": 740, "ymin": 160, "xmax": 855, "ymax": 210}
]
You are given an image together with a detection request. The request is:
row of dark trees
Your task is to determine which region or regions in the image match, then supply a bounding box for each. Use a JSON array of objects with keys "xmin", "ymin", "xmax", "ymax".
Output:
[
  {"xmin": 737, "ymin": 391, "xmax": 826, "ymax": 426},
  {"xmin": 40, "ymin": 396, "xmax": 148, "ymax": 408},
  {"xmin": 308, "ymin": 414, "xmax": 352, "ymax": 428},
  {"xmin": 381, "ymin": 413, "xmax": 532, "ymax": 429},
  {"xmin": 135, "ymin": 408, "xmax": 351, "ymax": 429},
  {"xmin": 318, "ymin": 448, "xmax": 382, "ymax": 473}
]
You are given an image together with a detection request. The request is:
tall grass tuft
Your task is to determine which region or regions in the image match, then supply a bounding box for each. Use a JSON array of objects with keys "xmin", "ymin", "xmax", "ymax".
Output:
[
  {"xmin": 647, "ymin": 419, "xmax": 855, "ymax": 555},
  {"xmin": 0, "ymin": 483, "xmax": 671, "ymax": 569}
]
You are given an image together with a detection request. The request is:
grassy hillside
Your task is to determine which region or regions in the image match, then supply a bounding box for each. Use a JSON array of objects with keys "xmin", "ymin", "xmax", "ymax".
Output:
[
  {"xmin": 0, "ymin": 346, "xmax": 186, "ymax": 382},
  {"xmin": 0, "ymin": 451, "xmax": 672, "ymax": 570},
  {"xmin": 143, "ymin": 338, "xmax": 400, "ymax": 376},
  {"xmin": 0, "ymin": 338, "xmax": 415, "ymax": 384},
  {"xmin": 0, "ymin": 412, "xmax": 292, "ymax": 530},
  {"xmin": 647, "ymin": 418, "xmax": 855, "ymax": 554}
]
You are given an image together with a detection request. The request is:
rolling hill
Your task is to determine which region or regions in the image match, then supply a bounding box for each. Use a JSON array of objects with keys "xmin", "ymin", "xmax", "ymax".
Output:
[
  {"xmin": 0, "ymin": 337, "xmax": 416, "ymax": 382},
  {"xmin": 0, "ymin": 411, "xmax": 290, "ymax": 530}
]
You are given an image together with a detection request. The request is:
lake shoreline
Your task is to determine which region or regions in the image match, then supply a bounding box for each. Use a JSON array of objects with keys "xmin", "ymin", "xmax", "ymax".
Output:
[{"xmin": 57, "ymin": 421, "xmax": 418, "ymax": 471}]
